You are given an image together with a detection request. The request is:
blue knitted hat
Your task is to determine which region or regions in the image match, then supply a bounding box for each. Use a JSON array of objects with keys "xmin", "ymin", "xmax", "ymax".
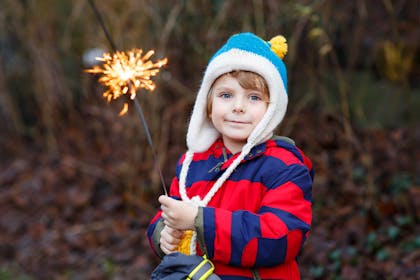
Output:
[{"xmin": 186, "ymin": 32, "xmax": 289, "ymax": 153}]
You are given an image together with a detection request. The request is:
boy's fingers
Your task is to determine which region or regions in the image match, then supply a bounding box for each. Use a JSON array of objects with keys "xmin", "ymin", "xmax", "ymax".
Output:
[
  {"xmin": 158, "ymin": 195, "xmax": 169, "ymax": 205},
  {"xmin": 168, "ymin": 235, "xmax": 180, "ymax": 244},
  {"xmin": 167, "ymin": 227, "xmax": 183, "ymax": 238},
  {"xmin": 159, "ymin": 195, "xmax": 178, "ymax": 210},
  {"xmin": 161, "ymin": 243, "xmax": 173, "ymax": 255},
  {"xmin": 158, "ymin": 195, "xmax": 174, "ymax": 205}
]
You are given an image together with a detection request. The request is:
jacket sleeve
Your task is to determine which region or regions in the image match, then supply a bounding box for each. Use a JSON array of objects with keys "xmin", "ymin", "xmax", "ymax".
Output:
[
  {"xmin": 196, "ymin": 157, "xmax": 313, "ymax": 267},
  {"xmin": 146, "ymin": 176, "xmax": 181, "ymax": 258},
  {"xmin": 147, "ymin": 217, "xmax": 165, "ymax": 258}
]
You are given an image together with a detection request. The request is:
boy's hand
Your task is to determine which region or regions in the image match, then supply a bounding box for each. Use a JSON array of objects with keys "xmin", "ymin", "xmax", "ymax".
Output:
[
  {"xmin": 159, "ymin": 195, "xmax": 198, "ymax": 231},
  {"xmin": 160, "ymin": 225, "xmax": 183, "ymax": 255}
]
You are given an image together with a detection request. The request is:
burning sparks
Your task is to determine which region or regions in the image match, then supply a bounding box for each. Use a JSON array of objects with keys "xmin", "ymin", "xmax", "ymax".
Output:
[{"xmin": 86, "ymin": 48, "xmax": 168, "ymax": 114}]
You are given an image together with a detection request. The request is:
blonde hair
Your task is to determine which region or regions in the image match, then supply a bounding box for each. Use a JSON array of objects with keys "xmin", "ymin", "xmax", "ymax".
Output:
[{"xmin": 206, "ymin": 70, "xmax": 269, "ymax": 116}]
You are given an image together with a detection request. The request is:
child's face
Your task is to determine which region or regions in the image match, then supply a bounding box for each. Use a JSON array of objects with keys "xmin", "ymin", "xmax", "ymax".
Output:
[{"xmin": 209, "ymin": 75, "xmax": 268, "ymax": 153}]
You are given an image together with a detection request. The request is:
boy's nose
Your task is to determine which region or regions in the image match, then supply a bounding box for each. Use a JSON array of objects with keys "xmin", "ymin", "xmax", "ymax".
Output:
[{"xmin": 232, "ymin": 97, "xmax": 246, "ymax": 113}]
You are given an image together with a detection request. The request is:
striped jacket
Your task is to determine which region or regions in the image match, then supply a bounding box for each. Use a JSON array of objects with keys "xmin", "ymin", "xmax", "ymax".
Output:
[{"xmin": 148, "ymin": 137, "xmax": 314, "ymax": 279}]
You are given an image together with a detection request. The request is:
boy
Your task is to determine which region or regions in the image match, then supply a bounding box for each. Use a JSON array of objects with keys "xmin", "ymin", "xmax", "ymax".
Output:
[{"xmin": 147, "ymin": 32, "xmax": 314, "ymax": 279}]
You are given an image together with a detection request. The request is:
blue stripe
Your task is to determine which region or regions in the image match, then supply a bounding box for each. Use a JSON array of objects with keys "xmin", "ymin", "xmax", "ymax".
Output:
[
  {"xmin": 262, "ymin": 159, "xmax": 312, "ymax": 196},
  {"xmin": 275, "ymin": 139, "xmax": 315, "ymax": 182},
  {"xmin": 179, "ymin": 155, "xmax": 225, "ymax": 187},
  {"xmin": 274, "ymin": 140, "xmax": 304, "ymax": 162},
  {"xmin": 290, "ymin": 167, "xmax": 313, "ymax": 202},
  {"xmin": 256, "ymin": 236, "xmax": 287, "ymax": 266},
  {"xmin": 230, "ymin": 211, "xmax": 261, "ymax": 266},
  {"xmin": 146, "ymin": 221, "xmax": 157, "ymax": 238},
  {"xmin": 203, "ymin": 207, "xmax": 216, "ymax": 258},
  {"xmin": 259, "ymin": 206, "xmax": 310, "ymax": 232}
]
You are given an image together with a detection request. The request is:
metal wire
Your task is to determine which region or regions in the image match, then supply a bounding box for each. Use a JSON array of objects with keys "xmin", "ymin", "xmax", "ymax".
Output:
[{"xmin": 87, "ymin": 0, "xmax": 168, "ymax": 195}]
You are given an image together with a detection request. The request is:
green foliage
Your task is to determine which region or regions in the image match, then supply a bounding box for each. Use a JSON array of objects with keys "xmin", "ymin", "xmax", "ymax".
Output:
[
  {"xmin": 396, "ymin": 215, "xmax": 413, "ymax": 227},
  {"xmin": 102, "ymin": 258, "xmax": 117, "ymax": 277},
  {"xmin": 401, "ymin": 236, "xmax": 420, "ymax": 253},
  {"xmin": 363, "ymin": 212, "xmax": 416, "ymax": 269},
  {"xmin": 327, "ymin": 248, "xmax": 342, "ymax": 277},
  {"xmin": 386, "ymin": 226, "xmax": 400, "ymax": 241},
  {"xmin": 366, "ymin": 232, "xmax": 380, "ymax": 253},
  {"xmin": 390, "ymin": 173, "xmax": 412, "ymax": 194},
  {"xmin": 375, "ymin": 248, "xmax": 390, "ymax": 262},
  {"xmin": 309, "ymin": 265, "xmax": 324, "ymax": 278},
  {"xmin": 320, "ymin": 71, "xmax": 420, "ymax": 129},
  {"xmin": 0, "ymin": 267, "xmax": 32, "ymax": 280}
]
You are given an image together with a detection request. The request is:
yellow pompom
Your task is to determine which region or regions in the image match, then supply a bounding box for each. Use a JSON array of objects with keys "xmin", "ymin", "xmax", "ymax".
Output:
[
  {"xmin": 176, "ymin": 230, "xmax": 194, "ymax": 255},
  {"xmin": 269, "ymin": 35, "xmax": 288, "ymax": 59}
]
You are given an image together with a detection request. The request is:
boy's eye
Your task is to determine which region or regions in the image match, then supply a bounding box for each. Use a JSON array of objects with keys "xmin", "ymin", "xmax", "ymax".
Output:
[
  {"xmin": 249, "ymin": 94, "xmax": 263, "ymax": 101},
  {"xmin": 218, "ymin": 92, "xmax": 232, "ymax": 99}
]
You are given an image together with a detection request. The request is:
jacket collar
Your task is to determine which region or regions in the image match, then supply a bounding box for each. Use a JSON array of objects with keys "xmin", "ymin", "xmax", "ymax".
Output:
[
  {"xmin": 208, "ymin": 136, "xmax": 300, "ymax": 170},
  {"xmin": 207, "ymin": 139, "xmax": 267, "ymax": 170}
]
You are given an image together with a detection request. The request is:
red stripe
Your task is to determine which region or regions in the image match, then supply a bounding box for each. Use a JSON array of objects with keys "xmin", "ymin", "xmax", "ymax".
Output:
[
  {"xmin": 169, "ymin": 177, "xmax": 180, "ymax": 197},
  {"xmin": 297, "ymin": 147, "xmax": 313, "ymax": 170},
  {"xmin": 181, "ymin": 180, "xmax": 266, "ymax": 211},
  {"xmin": 262, "ymin": 182, "xmax": 312, "ymax": 225},
  {"xmin": 260, "ymin": 212, "xmax": 289, "ymax": 238},
  {"xmin": 265, "ymin": 147, "xmax": 302, "ymax": 166},
  {"xmin": 181, "ymin": 140, "xmax": 226, "ymax": 162},
  {"xmin": 258, "ymin": 260, "xmax": 300, "ymax": 279},
  {"xmin": 192, "ymin": 150, "xmax": 214, "ymax": 161},
  {"xmin": 207, "ymin": 180, "xmax": 266, "ymax": 211},
  {"xmin": 214, "ymin": 262, "xmax": 253, "ymax": 277},
  {"xmin": 215, "ymin": 260, "xmax": 301, "ymax": 279},
  {"xmin": 149, "ymin": 211, "xmax": 162, "ymax": 225},
  {"xmin": 241, "ymin": 237, "xmax": 258, "ymax": 266},
  {"xmin": 181, "ymin": 181, "xmax": 214, "ymax": 200},
  {"xmin": 214, "ymin": 208, "xmax": 232, "ymax": 262},
  {"xmin": 285, "ymin": 230, "xmax": 303, "ymax": 261}
]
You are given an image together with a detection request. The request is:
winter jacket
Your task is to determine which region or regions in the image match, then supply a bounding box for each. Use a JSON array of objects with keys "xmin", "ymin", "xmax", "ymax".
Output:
[{"xmin": 147, "ymin": 137, "xmax": 314, "ymax": 279}]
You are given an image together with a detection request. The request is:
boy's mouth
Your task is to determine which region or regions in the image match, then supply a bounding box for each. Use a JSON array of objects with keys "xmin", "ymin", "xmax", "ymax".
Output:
[{"xmin": 225, "ymin": 119, "xmax": 250, "ymax": 125}]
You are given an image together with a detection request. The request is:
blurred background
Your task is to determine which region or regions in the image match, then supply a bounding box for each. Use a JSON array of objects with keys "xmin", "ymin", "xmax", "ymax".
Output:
[{"xmin": 0, "ymin": 0, "xmax": 419, "ymax": 279}]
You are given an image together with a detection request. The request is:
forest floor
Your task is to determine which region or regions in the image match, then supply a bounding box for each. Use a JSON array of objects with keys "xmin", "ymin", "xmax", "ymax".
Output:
[{"xmin": 0, "ymin": 110, "xmax": 418, "ymax": 279}]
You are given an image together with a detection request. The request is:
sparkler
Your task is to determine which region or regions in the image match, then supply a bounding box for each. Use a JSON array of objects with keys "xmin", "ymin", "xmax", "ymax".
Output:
[
  {"xmin": 85, "ymin": 49, "xmax": 168, "ymax": 115},
  {"xmin": 86, "ymin": 0, "xmax": 168, "ymax": 195}
]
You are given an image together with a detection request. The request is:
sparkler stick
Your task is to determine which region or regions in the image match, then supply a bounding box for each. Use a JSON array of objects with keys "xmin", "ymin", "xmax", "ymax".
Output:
[
  {"xmin": 87, "ymin": 0, "xmax": 117, "ymax": 52},
  {"xmin": 133, "ymin": 97, "xmax": 167, "ymax": 195},
  {"xmin": 86, "ymin": 0, "xmax": 168, "ymax": 195}
]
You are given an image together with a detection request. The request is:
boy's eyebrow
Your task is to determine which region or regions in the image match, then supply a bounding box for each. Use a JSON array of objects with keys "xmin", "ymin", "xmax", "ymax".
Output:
[
  {"xmin": 214, "ymin": 85, "xmax": 261, "ymax": 91},
  {"xmin": 214, "ymin": 86, "xmax": 234, "ymax": 91}
]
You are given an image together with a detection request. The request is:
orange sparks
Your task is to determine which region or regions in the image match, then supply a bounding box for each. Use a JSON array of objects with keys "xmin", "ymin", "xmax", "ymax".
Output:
[{"xmin": 86, "ymin": 48, "xmax": 168, "ymax": 115}]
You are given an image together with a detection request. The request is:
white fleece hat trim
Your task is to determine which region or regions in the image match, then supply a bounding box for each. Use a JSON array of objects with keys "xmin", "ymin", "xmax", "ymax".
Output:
[{"xmin": 186, "ymin": 49, "xmax": 288, "ymax": 152}]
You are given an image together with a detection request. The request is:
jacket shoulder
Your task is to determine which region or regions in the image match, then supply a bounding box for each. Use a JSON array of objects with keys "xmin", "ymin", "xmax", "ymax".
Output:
[{"xmin": 272, "ymin": 135, "xmax": 295, "ymax": 146}]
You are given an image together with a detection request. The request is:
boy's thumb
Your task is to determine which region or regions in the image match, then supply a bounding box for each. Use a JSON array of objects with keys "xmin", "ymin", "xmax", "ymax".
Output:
[
  {"xmin": 159, "ymin": 195, "xmax": 176, "ymax": 207},
  {"xmin": 158, "ymin": 195, "xmax": 169, "ymax": 205}
]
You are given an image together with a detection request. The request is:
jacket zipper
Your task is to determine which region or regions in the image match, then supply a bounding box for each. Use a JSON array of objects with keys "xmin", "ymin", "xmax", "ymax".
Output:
[{"xmin": 208, "ymin": 147, "xmax": 228, "ymax": 173}]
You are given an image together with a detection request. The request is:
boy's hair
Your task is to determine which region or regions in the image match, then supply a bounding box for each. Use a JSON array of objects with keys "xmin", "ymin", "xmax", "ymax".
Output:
[{"xmin": 206, "ymin": 70, "xmax": 269, "ymax": 116}]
